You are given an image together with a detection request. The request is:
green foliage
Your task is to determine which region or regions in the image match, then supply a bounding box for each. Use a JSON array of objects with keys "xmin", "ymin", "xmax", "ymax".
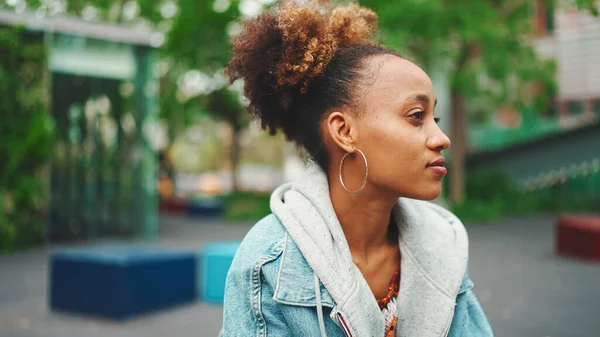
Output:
[
  {"xmin": 167, "ymin": 0, "xmax": 241, "ymax": 70},
  {"xmin": 164, "ymin": 1, "xmax": 262, "ymax": 188},
  {"xmin": 451, "ymin": 198, "xmax": 504, "ymax": 223},
  {"xmin": 365, "ymin": 0, "xmax": 555, "ymax": 111},
  {"xmin": 466, "ymin": 171, "xmax": 518, "ymax": 202},
  {"xmin": 568, "ymin": 0, "xmax": 599, "ymax": 15},
  {"xmin": 0, "ymin": 27, "xmax": 53, "ymax": 252},
  {"xmin": 165, "ymin": 0, "xmax": 250, "ymax": 141},
  {"xmin": 450, "ymin": 170, "xmax": 600, "ymax": 223},
  {"xmin": 450, "ymin": 170, "xmax": 516, "ymax": 222},
  {"xmin": 222, "ymin": 191, "xmax": 271, "ymax": 221},
  {"xmin": 205, "ymin": 87, "xmax": 249, "ymax": 132}
]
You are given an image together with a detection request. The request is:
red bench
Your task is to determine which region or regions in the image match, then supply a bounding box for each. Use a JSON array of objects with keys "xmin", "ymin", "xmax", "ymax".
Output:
[
  {"xmin": 159, "ymin": 198, "xmax": 187, "ymax": 214},
  {"xmin": 555, "ymin": 214, "xmax": 600, "ymax": 261}
]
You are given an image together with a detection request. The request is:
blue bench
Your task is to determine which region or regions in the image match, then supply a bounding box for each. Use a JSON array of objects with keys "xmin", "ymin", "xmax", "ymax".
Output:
[
  {"xmin": 49, "ymin": 244, "xmax": 196, "ymax": 320},
  {"xmin": 198, "ymin": 241, "xmax": 240, "ymax": 304},
  {"xmin": 186, "ymin": 197, "xmax": 225, "ymax": 218}
]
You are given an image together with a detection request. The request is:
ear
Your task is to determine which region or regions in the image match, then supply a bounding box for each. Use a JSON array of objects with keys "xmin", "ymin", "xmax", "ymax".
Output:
[{"xmin": 325, "ymin": 111, "xmax": 356, "ymax": 153}]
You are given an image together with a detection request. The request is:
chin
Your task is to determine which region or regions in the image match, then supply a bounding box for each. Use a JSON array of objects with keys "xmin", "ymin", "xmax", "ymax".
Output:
[
  {"xmin": 418, "ymin": 192, "xmax": 442, "ymax": 201},
  {"xmin": 401, "ymin": 185, "xmax": 442, "ymax": 201}
]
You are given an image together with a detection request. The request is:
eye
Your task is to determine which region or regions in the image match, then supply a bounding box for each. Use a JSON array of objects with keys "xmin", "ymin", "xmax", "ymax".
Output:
[{"xmin": 410, "ymin": 110, "xmax": 425, "ymax": 121}]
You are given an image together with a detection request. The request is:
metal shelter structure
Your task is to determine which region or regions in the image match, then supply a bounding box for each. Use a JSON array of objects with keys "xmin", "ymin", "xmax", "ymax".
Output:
[{"xmin": 0, "ymin": 9, "xmax": 161, "ymax": 242}]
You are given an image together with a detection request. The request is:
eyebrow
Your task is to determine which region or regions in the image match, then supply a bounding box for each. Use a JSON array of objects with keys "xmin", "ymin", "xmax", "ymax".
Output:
[{"xmin": 406, "ymin": 93, "xmax": 437, "ymax": 107}]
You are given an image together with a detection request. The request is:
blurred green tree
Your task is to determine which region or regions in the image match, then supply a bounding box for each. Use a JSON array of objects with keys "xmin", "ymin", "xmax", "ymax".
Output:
[
  {"xmin": 10, "ymin": 0, "xmax": 256, "ymax": 191},
  {"xmin": 165, "ymin": 0, "xmax": 255, "ymax": 191},
  {"xmin": 0, "ymin": 27, "xmax": 53, "ymax": 251},
  {"xmin": 362, "ymin": 0, "xmax": 597, "ymax": 203}
]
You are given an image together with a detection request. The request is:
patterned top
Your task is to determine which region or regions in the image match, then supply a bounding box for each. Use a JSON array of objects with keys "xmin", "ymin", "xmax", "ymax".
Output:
[{"xmin": 377, "ymin": 267, "xmax": 400, "ymax": 337}]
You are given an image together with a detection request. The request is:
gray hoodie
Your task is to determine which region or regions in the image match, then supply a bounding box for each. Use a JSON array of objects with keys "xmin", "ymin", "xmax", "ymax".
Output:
[{"xmin": 270, "ymin": 165, "xmax": 470, "ymax": 337}]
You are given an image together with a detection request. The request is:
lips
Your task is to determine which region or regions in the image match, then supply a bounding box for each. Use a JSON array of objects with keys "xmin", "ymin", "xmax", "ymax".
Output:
[
  {"xmin": 427, "ymin": 158, "xmax": 447, "ymax": 176},
  {"xmin": 427, "ymin": 158, "xmax": 446, "ymax": 168}
]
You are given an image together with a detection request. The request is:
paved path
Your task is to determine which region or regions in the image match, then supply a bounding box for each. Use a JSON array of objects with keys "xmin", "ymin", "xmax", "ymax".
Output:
[
  {"xmin": 0, "ymin": 216, "xmax": 252, "ymax": 337},
  {"xmin": 0, "ymin": 215, "xmax": 599, "ymax": 337},
  {"xmin": 467, "ymin": 215, "xmax": 600, "ymax": 336}
]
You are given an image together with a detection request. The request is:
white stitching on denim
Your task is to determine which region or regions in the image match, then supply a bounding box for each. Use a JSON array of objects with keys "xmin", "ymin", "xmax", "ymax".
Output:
[
  {"xmin": 250, "ymin": 239, "xmax": 285, "ymax": 337},
  {"xmin": 273, "ymin": 231, "xmax": 288, "ymax": 300},
  {"xmin": 272, "ymin": 298, "xmax": 335, "ymax": 308}
]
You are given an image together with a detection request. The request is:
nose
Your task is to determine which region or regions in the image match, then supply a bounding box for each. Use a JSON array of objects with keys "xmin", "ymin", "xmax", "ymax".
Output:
[{"xmin": 426, "ymin": 124, "xmax": 451, "ymax": 152}]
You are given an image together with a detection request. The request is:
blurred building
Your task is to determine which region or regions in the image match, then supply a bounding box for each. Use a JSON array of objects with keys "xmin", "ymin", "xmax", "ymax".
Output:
[
  {"xmin": 469, "ymin": 1, "xmax": 600, "ymax": 153},
  {"xmin": 534, "ymin": 1, "xmax": 600, "ymax": 126},
  {"xmin": 0, "ymin": 9, "xmax": 161, "ymax": 242},
  {"xmin": 461, "ymin": 2, "xmax": 600, "ymax": 211}
]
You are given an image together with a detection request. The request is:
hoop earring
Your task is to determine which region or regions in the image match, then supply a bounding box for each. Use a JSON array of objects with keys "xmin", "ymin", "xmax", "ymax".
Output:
[{"xmin": 339, "ymin": 148, "xmax": 368, "ymax": 194}]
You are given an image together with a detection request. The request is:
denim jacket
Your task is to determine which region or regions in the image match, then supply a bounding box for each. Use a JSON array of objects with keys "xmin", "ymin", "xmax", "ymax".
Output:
[{"xmin": 220, "ymin": 166, "xmax": 493, "ymax": 337}]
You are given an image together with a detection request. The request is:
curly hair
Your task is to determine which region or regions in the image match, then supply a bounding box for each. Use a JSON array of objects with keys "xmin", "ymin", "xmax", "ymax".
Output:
[{"xmin": 227, "ymin": 1, "xmax": 400, "ymax": 170}]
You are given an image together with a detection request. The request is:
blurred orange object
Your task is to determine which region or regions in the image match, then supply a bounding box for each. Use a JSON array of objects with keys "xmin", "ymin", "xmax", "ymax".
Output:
[
  {"xmin": 198, "ymin": 175, "xmax": 223, "ymax": 195},
  {"xmin": 555, "ymin": 214, "xmax": 600, "ymax": 261},
  {"xmin": 158, "ymin": 177, "xmax": 174, "ymax": 198}
]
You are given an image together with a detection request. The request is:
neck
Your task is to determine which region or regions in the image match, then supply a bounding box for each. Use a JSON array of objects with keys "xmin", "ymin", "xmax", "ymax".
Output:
[{"xmin": 328, "ymin": 170, "xmax": 398, "ymax": 259}]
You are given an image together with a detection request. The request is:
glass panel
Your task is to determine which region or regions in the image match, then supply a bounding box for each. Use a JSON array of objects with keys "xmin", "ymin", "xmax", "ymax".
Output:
[{"xmin": 50, "ymin": 73, "xmax": 141, "ymax": 242}]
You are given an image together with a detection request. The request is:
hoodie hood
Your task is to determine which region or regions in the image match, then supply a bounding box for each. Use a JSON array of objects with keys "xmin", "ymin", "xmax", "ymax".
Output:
[{"xmin": 270, "ymin": 165, "xmax": 469, "ymax": 337}]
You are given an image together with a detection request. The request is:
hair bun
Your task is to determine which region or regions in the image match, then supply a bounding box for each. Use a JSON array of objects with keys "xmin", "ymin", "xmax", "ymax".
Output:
[
  {"xmin": 328, "ymin": 3, "xmax": 378, "ymax": 45},
  {"xmin": 226, "ymin": 0, "xmax": 382, "ymax": 138},
  {"xmin": 275, "ymin": 1, "xmax": 336, "ymax": 94},
  {"xmin": 274, "ymin": 1, "xmax": 378, "ymax": 94}
]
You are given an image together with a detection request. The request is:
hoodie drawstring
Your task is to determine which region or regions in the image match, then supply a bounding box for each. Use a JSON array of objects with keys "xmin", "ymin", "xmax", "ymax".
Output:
[{"xmin": 314, "ymin": 272, "xmax": 328, "ymax": 337}]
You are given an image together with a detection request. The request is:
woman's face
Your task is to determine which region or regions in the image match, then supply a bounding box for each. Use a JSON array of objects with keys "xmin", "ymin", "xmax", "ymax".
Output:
[{"xmin": 346, "ymin": 55, "xmax": 451, "ymax": 200}]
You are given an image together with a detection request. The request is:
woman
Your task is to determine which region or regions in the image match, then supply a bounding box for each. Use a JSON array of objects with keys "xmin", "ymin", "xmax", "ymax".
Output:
[{"xmin": 220, "ymin": 1, "xmax": 493, "ymax": 336}]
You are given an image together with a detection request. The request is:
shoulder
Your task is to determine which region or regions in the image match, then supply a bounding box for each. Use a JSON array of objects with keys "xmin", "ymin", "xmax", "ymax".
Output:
[
  {"xmin": 222, "ymin": 215, "xmax": 290, "ymax": 336},
  {"xmin": 229, "ymin": 214, "xmax": 287, "ymax": 276}
]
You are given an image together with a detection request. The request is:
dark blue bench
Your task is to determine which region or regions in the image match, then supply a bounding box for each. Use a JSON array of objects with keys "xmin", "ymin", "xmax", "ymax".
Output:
[
  {"xmin": 49, "ymin": 244, "xmax": 196, "ymax": 320},
  {"xmin": 186, "ymin": 197, "xmax": 225, "ymax": 218}
]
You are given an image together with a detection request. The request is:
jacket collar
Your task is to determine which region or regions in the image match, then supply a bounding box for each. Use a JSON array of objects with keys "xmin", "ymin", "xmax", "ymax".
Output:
[{"xmin": 272, "ymin": 231, "xmax": 335, "ymax": 308}]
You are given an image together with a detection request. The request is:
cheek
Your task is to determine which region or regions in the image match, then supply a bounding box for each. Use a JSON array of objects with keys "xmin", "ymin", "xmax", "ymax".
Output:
[
  {"xmin": 359, "ymin": 117, "xmax": 441, "ymax": 199},
  {"xmin": 361, "ymin": 118, "xmax": 423, "ymax": 175},
  {"xmin": 364, "ymin": 118, "xmax": 421, "ymax": 159}
]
